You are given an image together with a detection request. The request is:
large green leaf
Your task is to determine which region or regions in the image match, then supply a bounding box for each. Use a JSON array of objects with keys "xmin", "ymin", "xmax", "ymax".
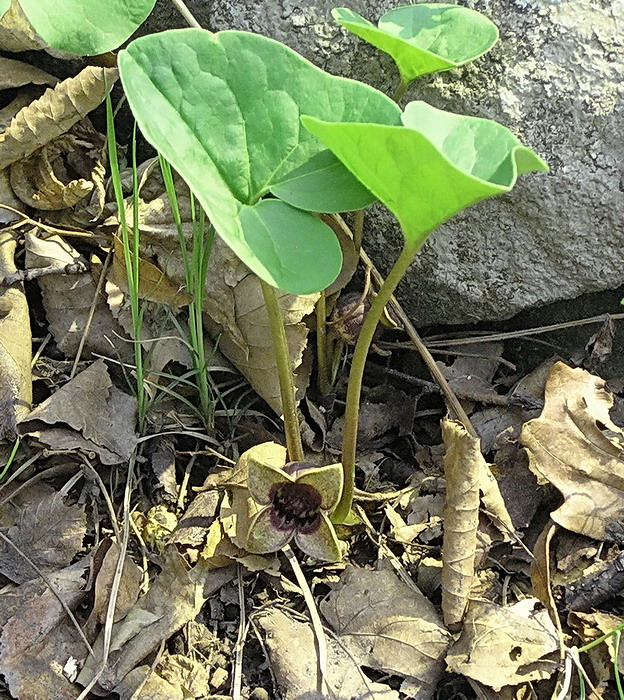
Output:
[
  {"xmin": 18, "ymin": 0, "xmax": 157, "ymax": 55},
  {"xmin": 119, "ymin": 29, "xmax": 400, "ymax": 294},
  {"xmin": 333, "ymin": 4, "xmax": 498, "ymax": 85},
  {"xmin": 0, "ymin": 0, "xmax": 10, "ymax": 20},
  {"xmin": 302, "ymin": 101, "xmax": 548, "ymax": 246}
]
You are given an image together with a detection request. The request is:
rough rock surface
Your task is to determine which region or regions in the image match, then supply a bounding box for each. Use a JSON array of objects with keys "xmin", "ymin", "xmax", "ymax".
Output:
[{"xmin": 146, "ymin": 0, "xmax": 624, "ymax": 325}]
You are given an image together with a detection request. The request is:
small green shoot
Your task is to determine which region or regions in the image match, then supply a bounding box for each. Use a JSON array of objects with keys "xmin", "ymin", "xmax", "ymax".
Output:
[
  {"xmin": 0, "ymin": 439, "xmax": 20, "ymax": 482},
  {"xmin": 333, "ymin": 4, "xmax": 499, "ymax": 99},
  {"xmin": 159, "ymin": 156, "xmax": 215, "ymax": 428},
  {"xmin": 105, "ymin": 96, "xmax": 147, "ymax": 430},
  {"xmin": 17, "ymin": 0, "xmax": 157, "ymax": 55}
]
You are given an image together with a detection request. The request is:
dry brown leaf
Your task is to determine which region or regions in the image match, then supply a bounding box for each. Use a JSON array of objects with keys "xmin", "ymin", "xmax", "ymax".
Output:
[
  {"xmin": 0, "ymin": 230, "xmax": 32, "ymax": 436},
  {"xmin": 0, "ymin": 66, "xmax": 118, "ymax": 170},
  {"xmin": 11, "ymin": 130, "xmax": 97, "ymax": 210},
  {"xmin": 24, "ymin": 230, "xmax": 129, "ymax": 359},
  {"xmin": 0, "ymin": 483, "xmax": 86, "ymax": 584},
  {"xmin": 19, "ymin": 358, "xmax": 137, "ymax": 464},
  {"xmin": 0, "ymin": 560, "xmax": 89, "ymax": 700},
  {"xmin": 521, "ymin": 362, "xmax": 624, "ymax": 540},
  {"xmin": 441, "ymin": 418, "xmax": 481, "ymax": 629},
  {"xmin": 133, "ymin": 191, "xmax": 316, "ymax": 414},
  {"xmin": 84, "ymin": 540, "xmax": 142, "ymax": 639},
  {"xmin": 77, "ymin": 548, "xmax": 235, "ymax": 695},
  {"xmin": 321, "ymin": 565, "xmax": 451, "ymax": 697},
  {"xmin": 568, "ymin": 610, "xmax": 624, "ymax": 684},
  {"xmin": 445, "ymin": 598, "xmax": 559, "ymax": 691},
  {"xmin": 0, "ymin": 56, "xmax": 57, "ymax": 90},
  {"xmin": 0, "ymin": 0, "xmax": 46, "ymax": 52},
  {"xmin": 0, "ymin": 167, "xmax": 22, "ymax": 223},
  {"xmin": 114, "ymin": 665, "xmax": 185, "ymax": 700},
  {"xmin": 256, "ymin": 607, "xmax": 399, "ymax": 700}
]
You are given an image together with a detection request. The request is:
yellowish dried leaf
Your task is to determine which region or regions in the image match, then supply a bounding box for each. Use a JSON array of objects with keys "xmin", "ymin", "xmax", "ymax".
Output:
[
  {"xmin": 0, "ymin": 66, "xmax": 118, "ymax": 169},
  {"xmin": 0, "ymin": 56, "xmax": 57, "ymax": 90},
  {"xmin": 0, "ymin": 230, "xmax": 31, "ymax": 435},
  {"xmin": 0, "ymin": 0, "xmax": 46, "ymax": 52},
  {"xmin": 441, "ymin": 418, "xmax": 480, "ymax": 629},
  {"xmin": 521, "ymin": 362, "xmax": 624, "ymax": 540}
]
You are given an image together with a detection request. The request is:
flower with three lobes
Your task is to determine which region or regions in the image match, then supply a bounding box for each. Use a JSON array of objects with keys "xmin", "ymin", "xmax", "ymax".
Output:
[{"xmin": 245, "ymin": 453, "xmax": 343, "ymax": 562}]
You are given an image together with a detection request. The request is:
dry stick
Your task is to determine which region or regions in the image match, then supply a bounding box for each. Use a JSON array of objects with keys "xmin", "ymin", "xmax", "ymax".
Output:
[
  {"xmin": 71, "ymin": 248, "xmax": 112, "ymax": 378},
  {"xmin": 316, "ymin": 290, "xmax": 331, "ymax": 395},
  {"xmin": 260, "ymin": 280, "xmax": 304, "ymax": 462},
  {"xmin": 231, "ymin": 564, "xmax": 246, "ymax": 700},
  {"xmin": 0, "ymin": 530, "xmax": 94, "ymax": 656},
  {"xmin": 283, "ymin": 545, "xmax": 329, "ymax": 698},
  {"xmin": 169, "ymin": 0, "xmax": 202, "ymax": 28},
  {"xmin": 358, "ymin": 245, "xmax": 478, "ymax": 438}
]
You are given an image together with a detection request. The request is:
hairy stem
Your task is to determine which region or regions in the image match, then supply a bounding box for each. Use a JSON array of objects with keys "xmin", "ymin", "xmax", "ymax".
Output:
[
  {"xmin": 335, "ymin": 239, "xmax": 422, "ymax": 522},
  {"xmin": 391, "ymin": 79, "xmax": 409, "ymax": 102},
  {"xmin": 260, "ymin": 280, "xmax": 304, "ymax": 462},
  {"xmin": 316, "ymin": 290, "xmax": 331, "ymax": 396}
]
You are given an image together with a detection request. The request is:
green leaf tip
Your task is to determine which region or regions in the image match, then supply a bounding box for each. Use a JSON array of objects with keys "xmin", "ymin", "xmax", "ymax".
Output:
[
  {"xmin": 120, "ymin": 28, "xmax": 400, "ymax": 294},
  {"xmin": 333, "ymin": 4, "xmax": 499, "ymax": 85},
  {"xmin": 18, "ymin": 0, "xmax": 157, "ymax": 55},
  {"xmin": 302, "ymin": 101, "xmax": 547, "ymax": 246}
]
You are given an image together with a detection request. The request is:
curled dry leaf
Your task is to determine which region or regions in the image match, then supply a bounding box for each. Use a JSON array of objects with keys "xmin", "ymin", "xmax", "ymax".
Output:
[
  {"xmin": 0, "ymin": 0, "xmax": 46, "ymax": 52},
  {"xmin": 0, "ymin": 56, "xmax": 57, "ymax": 90},
  {"xmin": 0, "ymin": 230, "xmax": 32, "ymax": 436},
  {"xmin": 321, "ymin": 565, "xmax": 452, "ymax": 697},
  {"xmin": 0, "ymin": 65, "xmax": 118, "ymax": 170},
  {"xmin": 24, "ymin": 229, "xmax": 129, "ymax": 360},
  {"xmin": 445, "ymin": 598, "xmax": 559, "ymax": 691},
  {"xmin": 521, "ymin": 362, "xmax": 624, "ymax": 540},
  {"xmin": 11, "ymin": 123, "xmax": 105, "ymax": 210},
  {"xmin": 0, "ymin": 167, "xmax": 21, "ymax": 224}
]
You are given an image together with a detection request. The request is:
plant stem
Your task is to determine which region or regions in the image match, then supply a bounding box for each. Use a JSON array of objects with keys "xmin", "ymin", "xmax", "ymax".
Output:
[
  {"xmin": 353, "ymin": 208, "xmax": 364, "ymax": 251},
  {"xmin": 335, "ymin": 239, "xmax": 422, "ymax": 522},
  {"xmin": 316, "ymin": 290, "xmax": 331, "ymax": 396},
  {"xmin": 169, "ymin": 0, "xmax": 202, "ymax": 28},
  {"xmin": 391, "ymin": 79, "xmax": 409, "ymax": 102},
  {"xmin": 260, "ymin": 280, "xmax": 304, "ymax": 462}
]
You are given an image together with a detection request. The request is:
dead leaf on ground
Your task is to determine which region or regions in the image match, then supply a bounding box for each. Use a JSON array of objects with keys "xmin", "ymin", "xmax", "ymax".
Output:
[
  {"xmin": 0, "ymin": 560, "xmax": 89, "ymax": 700},
  {"xmin": 0, "ymin": 56, "xmax": 57, "ymax": 90},
  {"xmin": 19, "ymin": 358, "xmax": 138, "ymax": 464},
  {"xmin": 0, "ymin": 66, "xmax": 118, "ymax": 170},
  {"xmin": 11, "ymin": 123, "xmax": 105, "ymax": 211},
  {"xmin": 0, "ymin": 167, "xmax": 22, "ymax": 223},
  {"xmin": 25, "ymin": 230, "xmax": 129, "ymax": 360},
  {"xmin": 0, "ymin": 482, "xmax": 86, "ymax": 584},
  {"xmin": 0, "ymin": 230, "xmax": 32, "ymax": 436},
  {"xmin": 521, "ymin": 362, "xmax": 624, "ymax": 540},
  {"xmin": 321, "ymin": 565, "xmax": 452, "ymax": 698},
  {"xmin": 445, "ymin": 598, "xmax": 559, "ymax": 691},
  {"xmin": 84, "ymin": 540, "xmax": 142, "ymax": 640},
  {"xmin": 568, "ymin": 610, "xmax": 624, "ymax": 686},
  {"xmin": 0, "ymin": 0, "xmax": 46, "ymax": 52},
  {"xmin": 256, "ymin": 607, "xmax": 399, "ymax": 700},
  {"xmin": 77, "ymin": 548, "xmax": 235, "ymax": 695}
]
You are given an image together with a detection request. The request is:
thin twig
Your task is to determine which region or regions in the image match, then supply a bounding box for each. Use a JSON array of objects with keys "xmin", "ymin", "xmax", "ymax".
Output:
[
  {"xmin": 169, "ymin": 0, "xmax": 202, "ymax": 29},
  {"xmin": 231, "ymin": 564, "xmax": 246, "ymax": 700}
]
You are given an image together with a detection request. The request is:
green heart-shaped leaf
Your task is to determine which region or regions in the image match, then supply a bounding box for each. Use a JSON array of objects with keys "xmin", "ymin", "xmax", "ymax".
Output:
[
  {"xmin": 333, "ymin": 4, "xmax": 499, "ymax": 85},
  {"xmin": 270, "ymin": 150, "xmax": 376, "ymax": 212},
  {"xmin": 302, "ymin": 101, "xmax": 548, "ymax": 246},
  {"xmin": 18, "ymin": 0, "xmax": 157, "ymax": 55},
  {"xmin": 119, "ymin": 29, "xmax": 400, "ymax": 293}
]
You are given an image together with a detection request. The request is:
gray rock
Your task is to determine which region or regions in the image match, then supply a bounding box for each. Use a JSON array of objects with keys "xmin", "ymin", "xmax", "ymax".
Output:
[{"xmin": 146, "ymin": 0, "xmax": 624, "ymax": 325}]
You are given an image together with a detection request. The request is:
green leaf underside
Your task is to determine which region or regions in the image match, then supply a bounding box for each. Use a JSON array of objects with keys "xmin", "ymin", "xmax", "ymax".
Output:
[
  {"xmin": 302, "ymin": 101, "xmax": 548, "ymax": 245},
  {"xmin": 333, "ymin": 4, "xmax": 498, "ymax": 84},
  {"xmin": 270, "ymin": 150, "xmax": 376, "ymax": 212},
  {"xmin": 119, "ymin": 29, "xmax": 400, "ymax": 294},
  {"xmin": 0, "ymin": 0, "xmax": 10, "ymax": 21},
  {"xmin": 18, "ymin": 0, "xmax": 157, "ymax": 55}
]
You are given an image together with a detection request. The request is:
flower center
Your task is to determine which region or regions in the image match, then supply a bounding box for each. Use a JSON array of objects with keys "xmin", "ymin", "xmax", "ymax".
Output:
[{"xmin": 270, "ymin": 482, "xmax": 322, "ymax": 534}]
